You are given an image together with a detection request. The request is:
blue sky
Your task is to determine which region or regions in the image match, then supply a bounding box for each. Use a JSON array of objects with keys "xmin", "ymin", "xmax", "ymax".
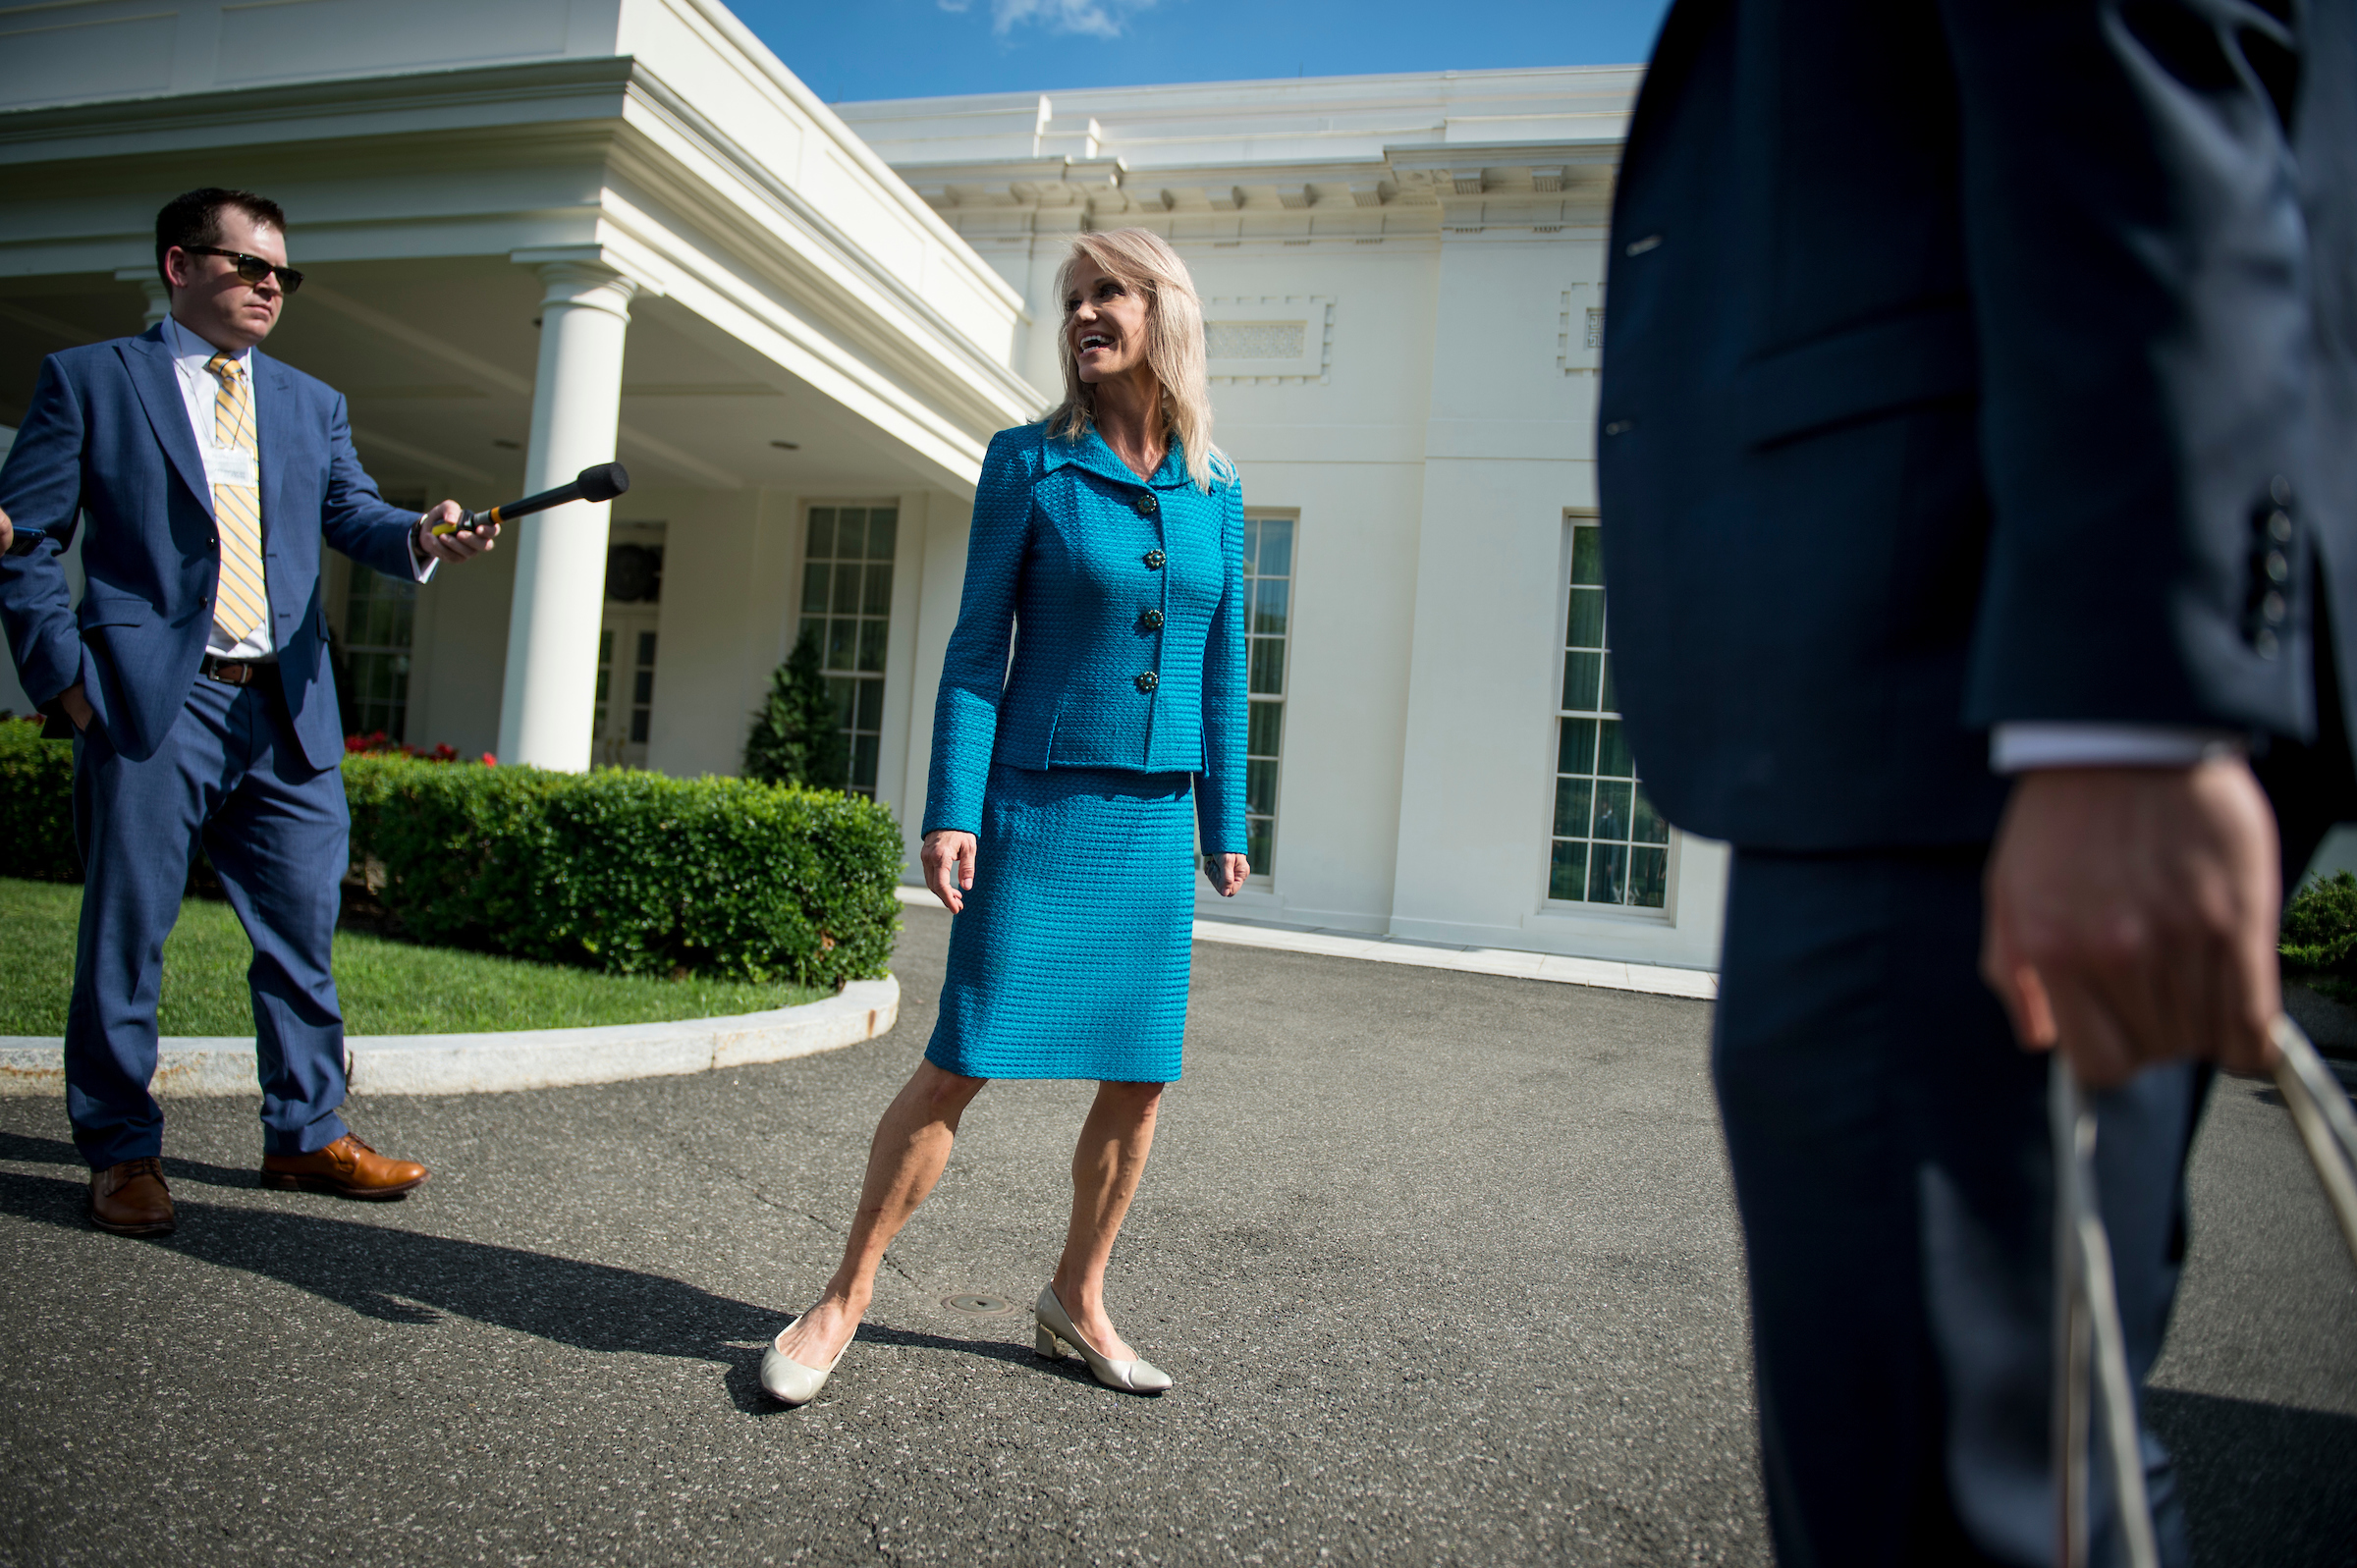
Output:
[{"xmin": 728, "ymin": 0, "xmax": 1672, "ymax": 104}]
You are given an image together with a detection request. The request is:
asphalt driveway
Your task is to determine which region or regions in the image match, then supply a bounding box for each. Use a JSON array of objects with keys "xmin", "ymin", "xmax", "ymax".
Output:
[{"xmin": 0, "ymin": 905, "xmax": 2349, "ymax": 1566}]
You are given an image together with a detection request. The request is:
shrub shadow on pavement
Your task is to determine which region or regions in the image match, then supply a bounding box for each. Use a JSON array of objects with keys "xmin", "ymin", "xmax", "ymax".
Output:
[
  {"xmin": 2148, "ymin": 1387, "xmax": 2357, "ymax": 1567},
  {"xmin": 0, "ymin": 1163, "xmax": 1069, "ymax": 1415}
]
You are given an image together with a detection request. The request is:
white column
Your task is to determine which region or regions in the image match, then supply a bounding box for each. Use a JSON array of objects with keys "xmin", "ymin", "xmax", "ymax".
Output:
[
  {"xmin": 112, "ymin": 268, "xmax": 170, "ymax": 327},
  {"xmin": 496, "ymin": 261, "xmax": 639, "ymax": 771}
]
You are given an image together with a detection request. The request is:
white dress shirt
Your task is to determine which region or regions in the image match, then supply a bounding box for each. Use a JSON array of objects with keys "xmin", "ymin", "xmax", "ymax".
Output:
[
  {"xmin": 160, "ymin": 314, "xmax": 434, "ymax": 661},
  {"xmin": 1990, "ymin": 722, "xmax": 2246, "ymax": 773}
]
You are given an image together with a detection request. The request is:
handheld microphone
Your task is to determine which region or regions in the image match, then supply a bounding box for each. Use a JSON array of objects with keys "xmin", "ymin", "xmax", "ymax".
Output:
[{"xmin": 431, "ymin": 461, "xmax": 630, "ymax": 537}]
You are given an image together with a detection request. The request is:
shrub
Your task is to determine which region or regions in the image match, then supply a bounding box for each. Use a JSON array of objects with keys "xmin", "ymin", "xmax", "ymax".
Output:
[
  {"xmin": 743, "ymin": 630, "xmax": 850, "ymax": 788},
  {"xmin": 2282, "ymin": 871, "xmax": 2357, "ymax": 1001},
  {"xmin": 0, "ymin": 717, "xmax": 79, "ymax": 883},
  {"xmin": 343, "ymin": 754, "xmax": 902, "ymax": 987}
]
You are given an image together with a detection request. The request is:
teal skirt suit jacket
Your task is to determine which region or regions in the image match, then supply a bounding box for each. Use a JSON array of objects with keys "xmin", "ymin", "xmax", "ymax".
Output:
[{"xmin": 921, "ymin": 421, "xmax": 1247, "ymax": 1082}]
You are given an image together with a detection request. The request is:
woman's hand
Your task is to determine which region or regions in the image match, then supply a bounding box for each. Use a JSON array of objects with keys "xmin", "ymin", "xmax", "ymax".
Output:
[
  {"xmin": 923, "ymin": 830, "xmax": 978, "ymax": 913},
  {"xmin": 1206, "ymin": 853, "xmax": 1249, "ymax": 896}
]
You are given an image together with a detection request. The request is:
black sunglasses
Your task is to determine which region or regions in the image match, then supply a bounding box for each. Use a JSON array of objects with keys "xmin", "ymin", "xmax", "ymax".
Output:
[{"xmin": 183, "ymin": 245, "xmax": 304, "ymax": 295}]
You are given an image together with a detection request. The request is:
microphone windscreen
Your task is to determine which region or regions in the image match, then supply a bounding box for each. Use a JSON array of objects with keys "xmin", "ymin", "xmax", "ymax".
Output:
[{"xmin": 577, "ymin": 462, "xmax": 630, "ymax": 504}]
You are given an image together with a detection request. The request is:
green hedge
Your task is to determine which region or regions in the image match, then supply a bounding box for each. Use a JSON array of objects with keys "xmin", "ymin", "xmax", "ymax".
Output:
[
  {"xmin": 344, "ymin": 755, "xmax": 902, "ymax": 987},
  {"xmin": 0, "ymin": 719, "xmax": 78, "ymax": 883},
  {"xmin": 2282, "ymin": 871, "xmax": 2357, "ymax": 1001}
]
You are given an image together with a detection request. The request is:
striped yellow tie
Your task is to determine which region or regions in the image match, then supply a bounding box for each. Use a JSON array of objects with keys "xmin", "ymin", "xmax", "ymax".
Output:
[{"xmin": 205, "ymin": 352, "xmax": 269, "ymax": 645}]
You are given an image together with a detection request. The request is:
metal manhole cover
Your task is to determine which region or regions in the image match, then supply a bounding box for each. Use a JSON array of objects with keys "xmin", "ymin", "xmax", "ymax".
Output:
[{"xmin": 942, "ymin": 1293, "xmax": 1019, "ymax": 1316}]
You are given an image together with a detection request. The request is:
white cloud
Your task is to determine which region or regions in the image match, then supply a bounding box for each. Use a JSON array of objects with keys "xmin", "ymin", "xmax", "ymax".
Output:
[{"xmin": 980, "ymin": 0, "xmax": 1157, "ymax": 39}]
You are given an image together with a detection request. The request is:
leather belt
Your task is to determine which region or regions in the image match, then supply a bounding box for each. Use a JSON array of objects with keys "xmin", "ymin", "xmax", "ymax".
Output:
[{"xmin": 199, "ymin": 654, "xmax": 278, "ymax": 687}]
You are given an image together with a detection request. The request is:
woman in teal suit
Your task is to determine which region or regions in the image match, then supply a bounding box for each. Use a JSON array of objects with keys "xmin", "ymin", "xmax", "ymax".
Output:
[{"xmin": 763, "ymin": 228, "xmax": 1250, "ymax": 1404}]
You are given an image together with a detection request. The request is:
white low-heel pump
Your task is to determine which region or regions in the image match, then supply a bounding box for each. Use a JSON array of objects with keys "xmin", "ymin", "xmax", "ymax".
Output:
[
  {"xmin": 1034, "ymin": 1285, "xmax": 1173, "ymax": 1393},
  {"xmin": 760, "ymin": 1317, "xmax": 849, "ymax": 1406}
]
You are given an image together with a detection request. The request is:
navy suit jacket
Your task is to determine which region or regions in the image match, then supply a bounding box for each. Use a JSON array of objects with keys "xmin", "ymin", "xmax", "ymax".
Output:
[
  {"xmin": 1597, "ymin": 0, "xmax": 2356, "ymax": 849},
  {"xmin": 922, "ymin": 423, "xmax": 1248, "ymax": 856},
  {"xmin": 0, "ymin": 324, "xmax": 420, "ymax": 772}
]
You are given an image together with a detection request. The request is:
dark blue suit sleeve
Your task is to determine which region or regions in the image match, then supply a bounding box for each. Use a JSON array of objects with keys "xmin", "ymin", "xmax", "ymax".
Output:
[
  {"xmin": 1196, "ymin": 477, "xmax": 1247, "ymax": 856},
  {"xmin": 0, "ymin": 355, "xmax": 92, "ymax": 707},
  {"xmin": 1941, "ymin": 0, "xmax": 2317, "ymax": 729},
  {"xmin": 922, "ymin": 432, "xmax": 1029, "ymax": 837},
  {"xmin": 317, "ymin": 391, "xmax": 427, "ymax": 581}
]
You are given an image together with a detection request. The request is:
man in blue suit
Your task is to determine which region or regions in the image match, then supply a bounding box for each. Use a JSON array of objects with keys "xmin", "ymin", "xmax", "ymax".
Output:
[
  {"xmin": 1600, "ymin": 3, "xmax": 2351, "ymax": 1562},
  {"xmin": 0, "ymin": 189, "xmax": 503, "ymax": 1236}
]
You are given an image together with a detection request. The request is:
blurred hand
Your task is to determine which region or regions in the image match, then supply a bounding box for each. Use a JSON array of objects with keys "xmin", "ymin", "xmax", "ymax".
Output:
[
  {"xmin": 1982, "ymin": 758, "xmax": 2280, "ymax": 1087},
  {"xmin": 0, "ymin": 504, "xmax": 12, "ymax": 555},
  {"xmin": 1206, "ymin": 853, "xmax": 1249, "ymax": 896},
  {"xmin": 58, "ymin": 681, "xmax": 92, "ymax": 733},
  {"xmin": 924, "ymin": 829, "xmax": 977, "ymax": 913},
  {"xmin": 415, "ymin": 501, "xmax": 499, "ymax": 564}
]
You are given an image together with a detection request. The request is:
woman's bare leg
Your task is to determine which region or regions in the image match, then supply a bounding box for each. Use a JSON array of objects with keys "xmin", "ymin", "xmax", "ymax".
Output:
[
  {"xmin": 1047, "ymin": 1080, "xmax": 1165, "ymax": 1359},
  {"xmin": 773, "ymin": 1060, "xmax": 988, "ymax": 1366}
]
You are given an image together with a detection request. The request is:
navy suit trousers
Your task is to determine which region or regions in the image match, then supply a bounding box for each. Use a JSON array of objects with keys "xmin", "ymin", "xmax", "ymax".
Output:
[
  {"xmin": 1716, "ymin": 845, "xmax": 2201, "ymax": 1568},
  {"xmin": 67, "ymin": 674, "xmax": 350, "ymax": 1168}
]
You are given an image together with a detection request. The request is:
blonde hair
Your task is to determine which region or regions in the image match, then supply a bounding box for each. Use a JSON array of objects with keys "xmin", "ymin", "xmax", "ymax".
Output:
[{"xmin": 1045, "ymin": 228, "xmax": 1225, "ymax": 492}]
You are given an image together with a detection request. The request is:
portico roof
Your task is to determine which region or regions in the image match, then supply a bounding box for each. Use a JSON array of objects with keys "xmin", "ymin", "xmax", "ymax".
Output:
[{"xmin": 0, "ymin": 0, "xmax": 1050, "ymax": 499}]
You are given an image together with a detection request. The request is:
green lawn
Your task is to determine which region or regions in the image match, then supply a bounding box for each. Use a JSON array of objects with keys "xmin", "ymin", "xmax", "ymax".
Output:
[{"xmin": 0, "ymin": 877, "xmax": 827, "ymax": 1037}]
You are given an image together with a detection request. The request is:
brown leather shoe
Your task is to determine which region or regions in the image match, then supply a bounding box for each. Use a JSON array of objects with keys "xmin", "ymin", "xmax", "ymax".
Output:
[
  {"xmin": 259, "ymin": 1132, "xmax": 428, "ymax": 1200},
  {"xmin": 90, "ymin": 1157, "xmax": 176, "ymax": 1236}
]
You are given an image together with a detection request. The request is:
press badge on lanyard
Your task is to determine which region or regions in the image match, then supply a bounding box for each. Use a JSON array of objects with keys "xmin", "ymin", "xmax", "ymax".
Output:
[{"xmin": 203, "ymin": 446, "xmax": 259, "ymax": 490}]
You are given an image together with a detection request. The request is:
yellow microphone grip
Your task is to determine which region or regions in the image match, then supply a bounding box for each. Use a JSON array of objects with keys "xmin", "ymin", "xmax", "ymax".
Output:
[{"xmin": 431, "ymin": 505, "xmax": 503, "ymax": 538}]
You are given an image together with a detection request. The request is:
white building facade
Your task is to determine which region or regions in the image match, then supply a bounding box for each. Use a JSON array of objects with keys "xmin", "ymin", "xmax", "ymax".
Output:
[{"xmin": 0, "ymin": 1, "xmax": 1728, "ymax": 972}]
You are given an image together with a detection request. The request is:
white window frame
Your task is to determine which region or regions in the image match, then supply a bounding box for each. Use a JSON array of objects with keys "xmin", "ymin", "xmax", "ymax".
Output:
[{"xmin": 1539, "ymin": 509, "xmax": 1677, "ymax": 922}]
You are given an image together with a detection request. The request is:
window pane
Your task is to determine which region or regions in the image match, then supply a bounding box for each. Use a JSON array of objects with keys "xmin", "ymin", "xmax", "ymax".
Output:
[
  {"xmin": 1257, "ymin": 519, "xmax": 1293, "ymax": 578},
  {"xmin": 1247, "ymin": 700, "xmax": 1283, "ymax": 758},
  {"xmin": 1628, "ymin": 846, "xmax": 1669, "ymax": 908},
  {"xmin": 798, "ymin": 616, "xmax": 822, "ymax": 650},
  {"xmin": 855, "ymin": 676, "xmax": 884, "ymax": 731},
  {"xmin": 1550, "ymin": 840, "xmax": 1588, "ymax": 901},
  {"xmin": 1562, "ymin": 650, "xmax": 1604, "ymax": 713},
  {"xmin": 806, "ymin": 509, "xmax": 836, "ymax": 559},
  {"xmin": 832, "ymin": 563, "xmax": 861, "ymax": 614},
  {"xmin": 636, "ymin": 631, "xmax": 656, "ymax": 667},
  {"xmin": 1565, "ymin": 586, "xmax": 1606, "ymax": 650},
  {"xmin": 866, "ymin": 511, "xmax": 898, "ymax": 560},
  {"xmin": 1246, "ymin": 758, "xmax": 1278, "ymax": 817},
  {"xmin": 1633, "ymin": 785, "xmax": 1671, "ymax": 845},
  {"xmin": 1600, "ymin": 652, "xmax": 1617, "ymax": 713},
  {"xmin": 630, "ymin": 708, "xmax": 650, "ymax": 744},
  {"xmin": 1571, "ymin": 524, "xmax": 1604, "ymax": 586},
  {"xmin": 800, "ymin": 566, "xmax": 830, "ymax": 615},
  {"xmin": 1248, "ymin": 820, "xmax": 1275, "ymax": 874},
  {"xmin": 1553, "ymin": 777, "xmax": 1592, "ymax": 839},
  {"xmin": 1588, "ymin": 841, "xmax": 1628, "ymax": 903},
  {"xmin": 1593, "ymin": 780, "xmax": 1634, "ymax": 842},
  {"xmin": 1248, "ymin": 638, "xmax": 1285, "ymax": 696},
  {"xmin": 1596, "ymin": 719, "xmax": 1634, "ymax": 779},
  {"xmin": 852, "ymin": 732, "xmax": 880, "ymax": 790},
  {"xmin": 1251, "ymin": 579, "xmax": 1289, "ymax": 638},
  {"xmin": 826, "ymin": 620, "xmax": 856, "ymax": 670},
  {"xmin": 828, "ymin": 676, "xmax": 857, "ymax": 728},
  {"xmin": 857, "ymin": 619, "xmax": 888, "ymax": 673},
  {"xmin": 1242, "ymin": 515, "xmax": 1261, "ymax": 572},
  {"xmin": 633, "ymin": 669, "xmax": 655, "ymax": 706},
  {"xmin": 837, "ymin": 511, "xmax": 866, "ymax": 561},
  {"xmin": 862, "ymin": 564, "xmax": 894, "ymax": 617},
  {"xmin": 1558, "ymin": 717, "xmax": 1597, "ymax": 776}
]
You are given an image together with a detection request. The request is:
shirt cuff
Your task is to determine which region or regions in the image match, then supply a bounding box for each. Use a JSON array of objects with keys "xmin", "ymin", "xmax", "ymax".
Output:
[
  {"xmin": 1989, "ymin": 722, "xmax": 2246, "ymax": 774},
  {"xmin": 409, "ymin": 518, "xmax": 440, "ymax": 583}
]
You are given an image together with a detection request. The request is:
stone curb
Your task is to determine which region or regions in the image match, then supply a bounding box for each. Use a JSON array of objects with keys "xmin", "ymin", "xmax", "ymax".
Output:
[
  {"xmin": 893, "ymin": 885, "xmax": 1719, "ymax": 1000},
  {"xmin": 0, "ymin": 977, "xmax": 899, "ymax": 1098}
]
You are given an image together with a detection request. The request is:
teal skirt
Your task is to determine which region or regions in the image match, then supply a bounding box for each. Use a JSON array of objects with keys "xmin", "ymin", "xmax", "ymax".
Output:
[{"xmin": 924, "ymin": 764, "xmax": 1196, "ymax": 1083}]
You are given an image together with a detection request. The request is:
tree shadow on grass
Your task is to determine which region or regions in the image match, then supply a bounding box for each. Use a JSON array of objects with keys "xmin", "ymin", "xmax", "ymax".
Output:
[{"xmin": 0, "ymin": 1159, "xmax": 1054, "ymax": 1413}]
